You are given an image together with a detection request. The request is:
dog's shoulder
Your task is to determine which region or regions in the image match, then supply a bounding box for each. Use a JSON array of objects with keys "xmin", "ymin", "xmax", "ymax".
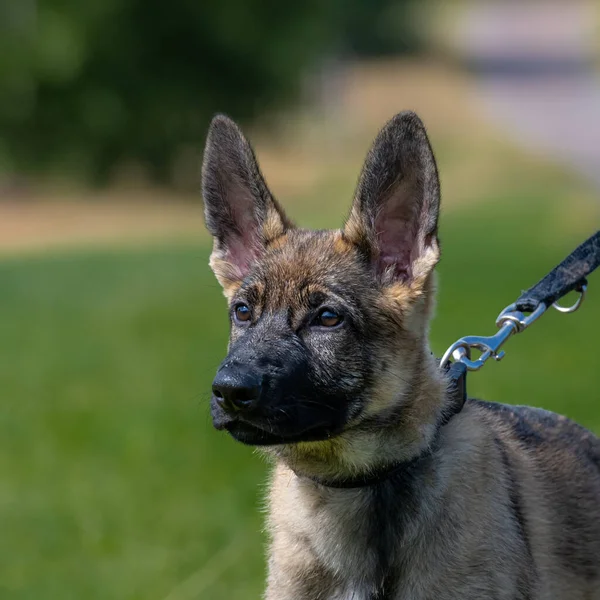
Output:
[
  {"xmin": 464, "ymin": 399, "xmax": 600, "ymax": 585},
  {"xmin": 467, "ymin": 398, "xmax": 600, "ymax": 471}
]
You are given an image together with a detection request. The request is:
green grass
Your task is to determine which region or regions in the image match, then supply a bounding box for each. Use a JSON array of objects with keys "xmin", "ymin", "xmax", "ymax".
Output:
[{"xmin": 1, "ymin": 195, "xmax": 599, "ymax": 599}]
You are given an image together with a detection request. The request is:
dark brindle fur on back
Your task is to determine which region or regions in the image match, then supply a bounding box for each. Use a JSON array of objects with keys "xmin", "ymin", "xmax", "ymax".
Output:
[{"xmin": 201, "ymin": 111, "xmax": 600, "ymax": 599}]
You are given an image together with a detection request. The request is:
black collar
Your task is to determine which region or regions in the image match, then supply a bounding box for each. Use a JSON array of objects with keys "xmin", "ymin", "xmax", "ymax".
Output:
[{"xmin": 296, "ymin": 361, "xmax": 467, "ymax": 489}]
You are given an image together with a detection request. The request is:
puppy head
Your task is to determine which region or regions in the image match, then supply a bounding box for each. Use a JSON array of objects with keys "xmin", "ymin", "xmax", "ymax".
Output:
[{"xmin": 202, "ymin": 113, "xmax": 441, "ymax": 451}]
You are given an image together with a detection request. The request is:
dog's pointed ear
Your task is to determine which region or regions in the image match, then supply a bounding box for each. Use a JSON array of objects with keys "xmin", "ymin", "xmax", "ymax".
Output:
[
  {"xmin": 344, "ymin": 111, "xmax": 440, "ymax": 292},
  {"xmin": 202, "ymin": 115, "xmax": 292, "ymax": 294}
]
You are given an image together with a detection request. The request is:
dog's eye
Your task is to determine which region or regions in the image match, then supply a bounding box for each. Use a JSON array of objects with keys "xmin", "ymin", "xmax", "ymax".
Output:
[
  {"xmin": 316, "ymin": 308, "xmax": 343, "ymax": 328},
  {"xmin": 234, "ymin": 303, "xmax": 251, "ymax": 323}
]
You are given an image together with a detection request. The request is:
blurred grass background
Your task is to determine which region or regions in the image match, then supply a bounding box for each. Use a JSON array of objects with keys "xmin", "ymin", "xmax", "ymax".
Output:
[
  {"xmin": 1, "ymin": 0, "xmax": 600, "ymax": 599},
  {"xmin": 1, "ymin": 167, "xmax": 599, "ymax": 600}
]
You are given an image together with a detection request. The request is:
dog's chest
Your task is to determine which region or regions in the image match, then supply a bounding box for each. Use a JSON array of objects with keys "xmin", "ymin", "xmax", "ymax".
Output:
[
  {"xmin": 310, "ymin": 490, "xmax": 382, "ymax": 580},
  {"xmin": 288, "ymin": 484, "xmax": 409, "ymax": 598},
  {"xmin": 268, "ymin": 463, "xmax": 449, "ymax": 599},
  {"xmin": 269, "ymin": 468, "xmax": 527, "ymax": 600}
]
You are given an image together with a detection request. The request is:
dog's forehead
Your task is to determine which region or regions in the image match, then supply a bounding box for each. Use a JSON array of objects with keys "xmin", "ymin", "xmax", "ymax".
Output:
[{"xmin": 245, "ymin": 229, "xmax": 366, "ymax": 306}]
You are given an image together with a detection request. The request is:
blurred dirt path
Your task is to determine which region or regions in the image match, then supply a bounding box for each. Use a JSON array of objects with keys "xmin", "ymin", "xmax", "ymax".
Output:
[
  {"xmin": 1, "ymin": 58, "xmax": 590, "ymax": 256},
  {"xmin": 0, "ymin": 60, "xmax": 485, "ymax": 255},
  {"xmin": 0, "ymin": 192, "xmax": 204, "ymax": 255}
]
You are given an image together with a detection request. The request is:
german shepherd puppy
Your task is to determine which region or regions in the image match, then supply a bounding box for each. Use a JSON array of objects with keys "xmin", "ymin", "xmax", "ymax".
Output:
[{"xmin": 202, "ymin": 112, "xmax": 600, "ymax": 599}]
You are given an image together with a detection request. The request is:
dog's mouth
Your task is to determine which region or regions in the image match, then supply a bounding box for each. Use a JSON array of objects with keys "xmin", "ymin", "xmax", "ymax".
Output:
[
  {"xmin": 211, "ymin": 399, "xmax": 345, "ymax": 446},
  {"xmin": 222, "ymin": 419, "xmax": 341, "ymax": 446}
]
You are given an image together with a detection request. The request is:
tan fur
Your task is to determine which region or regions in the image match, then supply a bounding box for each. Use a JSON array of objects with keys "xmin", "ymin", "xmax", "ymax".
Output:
[
  {"xmin": 209, "ymin": 251, "xmax": 243, "ymax": 298},
  {"xmin": 267, "ymin": 232, "xmax": 289, "ymax": 251},
  {"xmin": 332, "ymin": 230, "xmax": 354, "ymax": 255},
  {"xmin": 341, "ymin": 204, "xmax": 366, "ymax": 249},
  {"xmin": 263, "ymin": 205, "xmax": 288, "ymax": 242}
]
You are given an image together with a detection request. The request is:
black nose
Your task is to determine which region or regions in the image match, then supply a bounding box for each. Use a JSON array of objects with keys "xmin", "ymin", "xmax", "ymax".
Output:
[{"xmin": 212, "ymin": 366, "xmax": 262, "ymax": 413}]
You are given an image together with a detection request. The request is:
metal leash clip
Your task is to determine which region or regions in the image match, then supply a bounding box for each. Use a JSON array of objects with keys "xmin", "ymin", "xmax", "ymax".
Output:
[{"xmin": 440, "ymin": 284, "xmax": 587, "ymax": 371}]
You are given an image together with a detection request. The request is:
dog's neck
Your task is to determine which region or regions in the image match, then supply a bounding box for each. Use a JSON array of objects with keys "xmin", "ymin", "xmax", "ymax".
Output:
[
  {"xmin": 269, "ymin": 350, "xmax": 447, "ymax": 483},
  {"xmin": 266, "ymin": 352, "xmax": 449, "ymax": 597}
]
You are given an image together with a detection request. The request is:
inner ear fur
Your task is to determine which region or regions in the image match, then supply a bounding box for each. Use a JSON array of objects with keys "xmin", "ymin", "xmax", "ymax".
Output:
[
  {"xmin": 344, "ymin": 111, "xmax": 441, "ymax": 292},
  {"xmin": 201, "ymin": 114, "xmax": 292, "ymax": 293}
]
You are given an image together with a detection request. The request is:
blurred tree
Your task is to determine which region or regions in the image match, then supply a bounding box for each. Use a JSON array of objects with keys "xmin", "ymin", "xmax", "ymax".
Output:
[{"xmin": 0, "ymin": 0, "xmax": 417, "ymax": 188}]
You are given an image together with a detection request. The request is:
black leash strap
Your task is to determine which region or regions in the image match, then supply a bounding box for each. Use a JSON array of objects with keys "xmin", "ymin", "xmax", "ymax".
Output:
[
  {"xmin": 442, "ymin": 361, "xmax": 467, "ymax": 423},
  {"xmin": 515, "ymin": 231, "xmax": 600, "ymax": 312},
  {"xmin": 440, "ymin": 230, "xmax": 600, "ymax": 373}
]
